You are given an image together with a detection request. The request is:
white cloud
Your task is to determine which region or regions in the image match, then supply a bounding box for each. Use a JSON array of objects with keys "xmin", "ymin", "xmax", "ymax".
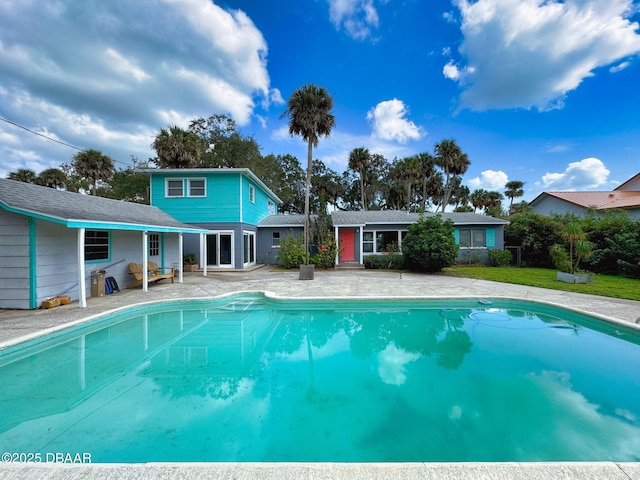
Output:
[
  {"xmin": 445, "ymin": 0, "xmax": 640, "ymax": 111},
  {"xmin": 609, "ymin": 61, "xmax": 631, "ymax": 73},
  {"xmin": 0, "ymin": 0, "xmax": 273, "ymax": 173},
  {"xmin": 538, "ymin": 158, "xmax": 610, "ymax": 191},
  {"xmin": 367, "ymin": 99, "xmax": 424, "ymax": 144},
  {"xmin": 377, "ymin": 342, "xmax": 420, "ymax": 386},
  {"xmin": 468, "ymin": 170, "xmax": 509, "ymax": 190},
  {"xmin": 328, "ymin": 0, "xmax": 383, "ymax": 41}
]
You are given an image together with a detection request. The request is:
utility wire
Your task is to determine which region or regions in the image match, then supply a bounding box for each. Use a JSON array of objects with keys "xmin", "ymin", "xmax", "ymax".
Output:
[
  {"xmin": 0, "ymin": 115, "xmax": 136, "ymax": 168},
  {"xmin": 0, "ymin": 116, "xmax": 84, "ymax": 151}
]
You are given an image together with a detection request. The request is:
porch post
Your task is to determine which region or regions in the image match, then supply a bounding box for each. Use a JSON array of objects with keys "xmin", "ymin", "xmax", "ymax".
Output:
[
  {"xmin": 77, "ymin": 228, "xmax": 87, "ymax": 308},
  {"xmin": 359, "ymin": 226, "xmax": 364, "ymax": 265},
  {"xmin": 178, "ymin": 232, "xmax": 184, "ymax": 284},
  {"xmin": 142, "ymin": 231, "xmax": 148, "ymax": 292},
  {"xmin": 202, "ymin": 232, "xmax": 208, "ymax": 277},
  {"xmin": 334, "ymin": 226, "xmax": 339, "ymax": 266}
]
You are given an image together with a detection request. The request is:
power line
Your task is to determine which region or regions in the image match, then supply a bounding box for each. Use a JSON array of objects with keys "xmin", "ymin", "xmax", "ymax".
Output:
[
  {"xmin": 0, "ymin": 115, "xmax": 136, "ymax": 168},
  {"xmin": 0, "ymin": 116, "xmax": 84, "ymax": 151}
]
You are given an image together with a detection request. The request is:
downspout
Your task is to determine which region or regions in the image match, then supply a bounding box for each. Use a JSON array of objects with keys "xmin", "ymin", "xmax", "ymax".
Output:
[{"xmin": 28, "ymin": 217, "xmax": 37, "ymax": 309}]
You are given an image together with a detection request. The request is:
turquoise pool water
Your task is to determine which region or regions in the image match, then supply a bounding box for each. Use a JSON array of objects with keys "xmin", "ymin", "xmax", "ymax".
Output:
[{"xmin": 1, "ymin": 294, "xmax": 639, "ymax": 463}]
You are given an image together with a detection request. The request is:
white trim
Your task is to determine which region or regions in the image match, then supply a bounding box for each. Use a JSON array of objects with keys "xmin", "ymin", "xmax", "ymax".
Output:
[
  {"xmin": 77, "ymin": 228, "xmax": 87, "ymax": 308},
  {"xmin": 206, "ymin": 231, "xmax": 235, "ymax": 268}
]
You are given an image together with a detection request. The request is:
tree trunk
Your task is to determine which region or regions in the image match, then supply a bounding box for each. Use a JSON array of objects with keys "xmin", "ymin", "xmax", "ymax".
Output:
[{"xmin": 303, "ymin": 139, "xmax": 313, "ymax": 264}]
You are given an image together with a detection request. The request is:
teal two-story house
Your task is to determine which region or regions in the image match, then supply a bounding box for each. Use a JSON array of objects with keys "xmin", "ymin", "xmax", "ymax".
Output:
[{"xmin": 140, "ymin": 168, "xmax": 282, "ymax": 270}]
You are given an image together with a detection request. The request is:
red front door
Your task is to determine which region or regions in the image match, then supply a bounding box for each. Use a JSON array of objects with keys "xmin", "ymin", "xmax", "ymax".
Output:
[{"xmin": 339, "ymin": 229, "xmax": 356, "ymax": 262}]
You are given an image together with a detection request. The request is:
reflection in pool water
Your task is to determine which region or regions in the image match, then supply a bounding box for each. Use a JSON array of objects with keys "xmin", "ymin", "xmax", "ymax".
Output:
[{"xmin": 0, "ymin": 295, "xmax": 639, "ymax": 462}]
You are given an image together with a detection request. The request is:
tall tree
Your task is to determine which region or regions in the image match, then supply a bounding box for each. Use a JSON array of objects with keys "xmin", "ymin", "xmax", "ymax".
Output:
[
  {"xmin": 254, "ymin": 153, "xmax": 306, "ymax": 214},
  {"xmin": 7, "ymin": 168, "xmax": 37, "ymax": 183},
  {"xmin": 348, "ymin": 147, "xmax": 371, "ymax": 210},
  {"xmin": 281, "ymin": 84, "xmax": 335, "ymax": 264},
  {"xmin": 72, "ymin": 149, "xmax": 115, "ymax": 196},
  {"xmin": 36, "ymin": 168, "xmax": 66, "ymax": 189},
  {"xmin": 418, "ymin": 152, "xmax": 436, "ymax": 211},
  {"xmin": 189, "ymin": 114, "xmax": 261, "ymax": 168},
  {"xmin": 391, "ymin": 156, "xmax": 422, "ymax": 211},
  {"xmin": 151, "ymin": 125, "xmax": 205, "ymax": 169},
  {"xmin": 470, "ymin": 188, "xmax": 488, "ymax": 213},
  {"xmin": 505, "ymin": 180, "xmax": 525, "ymax": 213},
  {"xmin": 434, "ymin": 139, "xmax": 470, "ymax": 212}
]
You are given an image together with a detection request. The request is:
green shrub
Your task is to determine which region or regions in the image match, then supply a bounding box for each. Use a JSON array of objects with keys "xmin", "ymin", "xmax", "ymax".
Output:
[
  {"xmin": 275, "ymin": 234, "xmax": 306, "ymax": 268},
  {"xmin": 364, "ymin": 255, "xmax": 385, "ymax": 269},
  {"xmin": 311, "ymin": 233, "xmax": 341, "ymax": 269},
  {"xmin": 402, "ymin": 215, "xmax": 458, "ymax": 272},
  {"xmin": 487, "ymin": 249, "xmax": 513, "ymax": 267}
]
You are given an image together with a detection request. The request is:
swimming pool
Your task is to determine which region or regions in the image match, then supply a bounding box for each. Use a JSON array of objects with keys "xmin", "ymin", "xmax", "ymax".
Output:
[{"xmin": 1, "ymin": 294, "xmax": 639, "ymax": 463}]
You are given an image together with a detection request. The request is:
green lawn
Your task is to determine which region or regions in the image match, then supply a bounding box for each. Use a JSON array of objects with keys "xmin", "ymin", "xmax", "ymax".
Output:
[{"xmin": 442, "ymin": 266, "xmax": 640, "ymax": 302}]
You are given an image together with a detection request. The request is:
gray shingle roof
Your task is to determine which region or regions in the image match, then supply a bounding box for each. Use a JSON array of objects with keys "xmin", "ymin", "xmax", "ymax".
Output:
[
  {"xmin": 330, "ymin": 210, "xmax": 508, "ymax": 226},
  {"xmin": 0, "ymin": 178, "xmax": 207, "ymax": 233},
  {"xmin": 258, "ymin": 214, "xmax": 307, "ymax": 227}
]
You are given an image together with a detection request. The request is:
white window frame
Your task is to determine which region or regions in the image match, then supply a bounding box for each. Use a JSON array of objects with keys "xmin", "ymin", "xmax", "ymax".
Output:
[
  {"xmin": 187, "ymin": 178, "xmax": 206, "ymax": 197},
  {"xmin": 149, "ymin": 233, "xmax": 160, "ymax": 257},
  {"xmin": 459, "ymin": 228, "xmax": 487, "ymax": 248},
  {"xmin": 243, "ymin": 231, "xmax": 256, "ymax": 265},
  {"xmin": 166, "ymin": 178, "xmax": 184, "ymax": 197},
  {"xmin": 249, "ymin": 185, "xmax": 255, "ymax": 203}
]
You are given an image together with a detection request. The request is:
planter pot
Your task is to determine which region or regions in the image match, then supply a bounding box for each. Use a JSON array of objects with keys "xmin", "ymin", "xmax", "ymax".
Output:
[
  {"xmin": 183, "ymin": 264, "xmax": 199, "ymax": 272},
  {"xmin": 299, "ymin": 264, "xmax": 315, "ymax": 280},
  {"xmin": 556, "ymin": 271, "xmax": 593, "ymax": 284}
]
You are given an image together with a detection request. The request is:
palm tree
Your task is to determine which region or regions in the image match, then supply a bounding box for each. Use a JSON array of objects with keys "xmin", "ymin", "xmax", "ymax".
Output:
[
  {"xmin": 348, "ymin": 147, "xmax": 371, "ymax": 210},
  {"xmin": 36, "ymin": 168, "xmax": 67, "ymax": 189},
  {"xmin": 434, "ymin": 139, "xmax": 470, "ymax": 212},
  {"xmin": 470, "ymin": 188, "xmax": 487, "ymax": 213},
  {"xmin": 281, "ymin": 84, "xmax": 335, "ymax": 265},
  {"xmin": 151, "ymin": 125, "xmax": 205, "ymax": 169},
  {"xmin": 7, "ymin": 168, "xmax": 37, "ymax": 183},
  {"xmin": 418, "ymin": 152, "xmax": 436, "ymax": 211},
  {"xmin": 504, "ymin": 180, "xmax": 525, "ymax": 213},
  {"xmin": 72, "ymin": 149, "xmax": 115, "ymax": 195},
  {"xmin": 391, "ymin": 156, "xmax": 422, "ymax": 211}
]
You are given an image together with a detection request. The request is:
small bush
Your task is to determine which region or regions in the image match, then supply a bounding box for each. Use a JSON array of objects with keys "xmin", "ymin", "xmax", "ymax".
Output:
[
  {"xmin": 311, "ymin": 233, "xmax": 341, "ymax": 269},
  {"xmin": 487, "ymin": 249, "xmax": 513, "ymax": 267},
  {"xmin": 363, "ymin": 254, "xmax": 405, "ymax": 270},
  {"xmin": 275, "ymin": 234, "xmax": 306, "ymax": 268}
]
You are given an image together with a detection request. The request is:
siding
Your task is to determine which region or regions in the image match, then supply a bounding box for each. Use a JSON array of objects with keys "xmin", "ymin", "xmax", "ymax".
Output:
[
  {"xmin": 0, "ymin": 210, "xmax": 30, "ymax": 308},
  {"xmin": 150, "ymin": 173, "xmax": 241, "ymax": 223},
  {"xmin": 242, "ymin": 176, "xmax": 276, "ymax": 225}
]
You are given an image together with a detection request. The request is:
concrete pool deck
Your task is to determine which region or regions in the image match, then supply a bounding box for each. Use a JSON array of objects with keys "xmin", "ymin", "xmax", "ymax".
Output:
[{"xmin": 1, "ymin": 267, "xmax": 639, "ymax": 479}]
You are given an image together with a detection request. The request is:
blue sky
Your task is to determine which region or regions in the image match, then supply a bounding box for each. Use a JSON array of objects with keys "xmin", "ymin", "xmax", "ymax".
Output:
[{"xmin": 1, "ymin": 0, "xmax": 639, "ymax": 202}]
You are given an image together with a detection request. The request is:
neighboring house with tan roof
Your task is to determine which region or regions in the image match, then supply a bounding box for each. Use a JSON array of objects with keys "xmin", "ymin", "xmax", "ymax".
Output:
[{"xmin": 529, "ymin": 172, "xmax": 640, "ymax": 219}]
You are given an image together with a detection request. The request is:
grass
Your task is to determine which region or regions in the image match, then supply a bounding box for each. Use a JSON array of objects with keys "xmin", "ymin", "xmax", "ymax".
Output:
[{"xmin": 442, "ymin": 266, "xmax": 640, "ymax": 302}]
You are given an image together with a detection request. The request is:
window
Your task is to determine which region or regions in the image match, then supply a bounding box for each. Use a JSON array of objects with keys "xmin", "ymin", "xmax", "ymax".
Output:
[
  {"xmin": 268, "ymin": 200, "xmax": 275, "ymax": 214},
  {"xmin": 188, "ymin": 178, "xmax": 205, "ymax": 197},
  {"xmin": 85, "ymin": 230, "xmax": 109, "ymax": 261},
  {"xmin": 376, "ymin": 231, "xmax": 399, "ymax": 253},
  {"xmin": 363, "ymin": 232, "xmax": 374, "ymax": 253},
  {"xmin": 244, "ymin": 232, "xmax": 256, "ymax": 264},
  {"xmin": 272, "ymin": 231, "xmax": 281, "ymax": 248},
  {"xmin": 166, "ymin": 179, "xmax": 183, "ymax": 197},
  {"xmin": 459, "ymin": 228, "xmax": 486, "ymax": 247},
  {"xmin": 166, "ymin": 178, "xmax": 205, "ymax": 197},
  {"xmin": 249, "ymin": 185, "xmax": 255, "ymax": 203},
  {"xmin": 149, "ymin": 233, "xmax": 160, "ymax": 256}
]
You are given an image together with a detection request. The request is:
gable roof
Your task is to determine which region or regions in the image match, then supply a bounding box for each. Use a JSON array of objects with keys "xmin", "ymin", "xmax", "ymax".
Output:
[
  {"xmin": 0, "ymin": 178, "xmax": 207, "ymax": 233},
  {"xmin": 529, "ymin": 190, "xmax": 640, "ymax": 211},
  {"xmin": 137, "ymin": 167, "xmax": 283, "ymax": 204},
  {"xmin": 614, "ymin": 172, "xmax": 640, "ymax": 192}
]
